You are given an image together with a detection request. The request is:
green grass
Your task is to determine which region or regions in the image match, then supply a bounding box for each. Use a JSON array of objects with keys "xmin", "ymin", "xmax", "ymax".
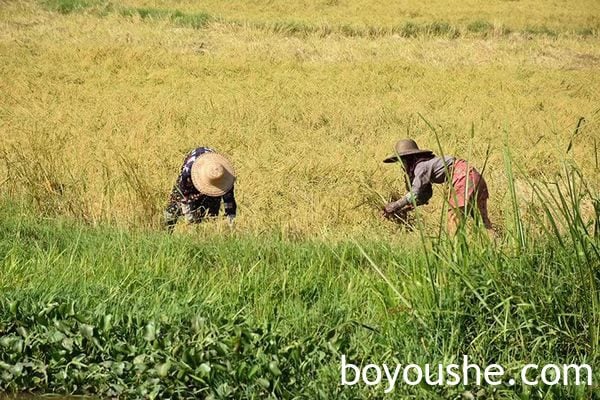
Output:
[
  {"xmin": 42, "ymin": 0, "xmax": 101, "ymax": 14},
  {"xmin": 118, "ymin": 7, "xmax": 212, "ymax": 30}
]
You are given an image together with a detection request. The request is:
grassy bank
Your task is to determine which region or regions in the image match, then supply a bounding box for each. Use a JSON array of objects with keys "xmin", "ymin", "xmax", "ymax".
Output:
[{"xmin": 1, "ymin": 187, "xmax": 598, "ymax": 398}]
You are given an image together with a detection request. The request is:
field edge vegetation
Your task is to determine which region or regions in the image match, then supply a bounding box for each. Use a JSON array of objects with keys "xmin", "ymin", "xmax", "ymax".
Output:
[
  {"xmin": 0, "ymin": 160, "xmax": 598, "ymax": 398},
  {"xmin": 39, "ymin": 0, "xmax": 600, "ymax": 39}
]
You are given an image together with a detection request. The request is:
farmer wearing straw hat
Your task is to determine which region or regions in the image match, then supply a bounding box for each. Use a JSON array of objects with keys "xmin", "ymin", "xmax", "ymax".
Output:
[
  {"xmin": 382, "ymin": 139, "xmax": 493, "ymax": 235},
  {"xmin": 164, "ymin": 147, "xmax": 236, "ymax": 232}
]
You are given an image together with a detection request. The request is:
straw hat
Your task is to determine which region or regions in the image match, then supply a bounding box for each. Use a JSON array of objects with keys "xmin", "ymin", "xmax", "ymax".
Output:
[
  {"xmin": 383, "ymin": 139, "xmax": 433, "ymax": 163},
  {"xmin": 191, "ymin": 152, "xmax": 236, "ymax": 196}
]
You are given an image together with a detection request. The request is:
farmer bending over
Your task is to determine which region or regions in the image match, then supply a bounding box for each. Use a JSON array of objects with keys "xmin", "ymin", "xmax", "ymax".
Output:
[
  {"xmin": 164, "ymin": 146, "xmax": 236, "ymax": 232},
  {"xmin": 382, "ymin": 139, "xmax": 493, "ymax": 235}
]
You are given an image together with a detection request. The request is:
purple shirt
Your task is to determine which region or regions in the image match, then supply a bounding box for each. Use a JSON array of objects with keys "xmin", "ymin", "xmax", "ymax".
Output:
[{"xmin": 404, "ymin": 156, "xmax": 455, "ymax": 204}]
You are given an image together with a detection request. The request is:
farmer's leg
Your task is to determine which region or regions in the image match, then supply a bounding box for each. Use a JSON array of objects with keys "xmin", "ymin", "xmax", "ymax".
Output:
[
  {"xmin": 182, "ymin": 201, "xmax": 208, "ymax": 224},
  {"xmin": 447, "ymin": 208, "xmax": 463, "ymax": 236},
  {"xmin": 472, "ymin": 174, "xmax": 495, "ymax": 238},
  {"xmin": 164, "ymin": 189, "xmax": 182, "ymax": 232},
  {"xmin": 476, "ymin": 195, "xmax": 493, "ymax": 230},
  {"xmin": 460, "ymin": 167, "xmax": 493, "ymax": 236}
]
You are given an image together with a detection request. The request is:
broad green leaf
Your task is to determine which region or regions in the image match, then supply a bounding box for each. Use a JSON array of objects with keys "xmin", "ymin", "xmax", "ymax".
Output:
[
  {"xmin": 144, "ymin": 322, "xmax": 156, "ymax": 341},
  {"xmin": 156, "ymin": 362, "xmax": 170, "ymax": 377},
  {"xmin": 80, "ymin": 324, "xmax": 94, "ymax": 339},
  {"xmin": 257, "ymin": 378, "xmax": 270, "ymax": 389},
  {"xmin": 268, "ymin": 361, "xmax": 282, "ymax": 376}
]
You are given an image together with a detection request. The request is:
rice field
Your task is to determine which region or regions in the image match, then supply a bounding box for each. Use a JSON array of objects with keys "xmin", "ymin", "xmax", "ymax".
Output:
[
  {"xmin": 1, "ymin": 0, "xmax": 599, "ymax": 236},
  {"xmin": 0, "ymin": 0, "xmax": 599, "ymax": 398}
]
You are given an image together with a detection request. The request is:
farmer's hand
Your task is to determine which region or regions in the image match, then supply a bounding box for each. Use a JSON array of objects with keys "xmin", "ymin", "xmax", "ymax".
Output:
[
  {"xmin": 382, "ymin": 198, "xmax": 412, "ymax": 218},
  {"xmin": 383, "ymin": 201, "xmax": 400, "ymax": 216},
  {"xmin": 226, "ymin": 215, "xmax": 235, "ymax": 228}
]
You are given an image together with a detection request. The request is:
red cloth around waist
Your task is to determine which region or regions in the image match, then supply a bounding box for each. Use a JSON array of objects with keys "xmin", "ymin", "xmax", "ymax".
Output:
[{"xmin": 449, "ymin": 159, "xmax": 488, "ymax": 208}]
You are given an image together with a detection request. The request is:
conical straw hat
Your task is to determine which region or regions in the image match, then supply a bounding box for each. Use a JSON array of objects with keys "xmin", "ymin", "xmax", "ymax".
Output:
[
  {"xmin": 191, "ymin": 153, "xmax": 236, "ymax": 196},
  {"xmin": 383, "ymin": 139, "xmax": 433, "ymax": 163}
]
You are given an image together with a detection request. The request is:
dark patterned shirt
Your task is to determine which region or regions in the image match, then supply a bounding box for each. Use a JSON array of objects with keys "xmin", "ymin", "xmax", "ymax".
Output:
[{"xmin": 173, "ymin": 147, "xmax": 236, "ymax": 217}]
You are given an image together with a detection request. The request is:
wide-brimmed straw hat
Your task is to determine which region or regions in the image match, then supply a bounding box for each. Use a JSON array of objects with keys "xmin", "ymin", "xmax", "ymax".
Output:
[
  {"xmin": 383, "ymin": 139, "xmax": 433, "ymax": 163},
  {"xmin": 191, "ymin": 152, "xmax": 236, "ymax": 196}
]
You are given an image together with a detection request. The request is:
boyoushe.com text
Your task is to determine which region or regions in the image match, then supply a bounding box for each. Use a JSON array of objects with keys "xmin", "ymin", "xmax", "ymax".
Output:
[{"xmin": 341, "ymin": 355, "xmax": 593, "ymax": 393}]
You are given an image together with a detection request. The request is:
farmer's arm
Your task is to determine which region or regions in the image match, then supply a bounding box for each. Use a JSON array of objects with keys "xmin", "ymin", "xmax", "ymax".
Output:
[
  {"xmin": 176, "ymin": 176, "xmax": 197, "ymax": 204},
  {"xmin": 384, "ymin": 165, "xmax": 432, "ymax": 214},
  {"xmin": 222, "ymin": 187, "xmax": 237, "ymax": 217}
]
